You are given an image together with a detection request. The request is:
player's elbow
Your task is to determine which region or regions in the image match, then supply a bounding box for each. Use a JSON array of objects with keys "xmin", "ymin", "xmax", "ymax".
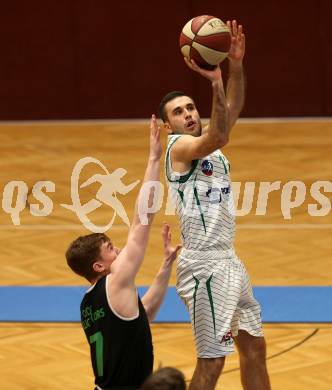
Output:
[
  {"xmin": 207, "ymin": 126, "xmax": 229, "ymax": 149},
  {"xmin": 195, "ymin": 135, "xmax": 228, "ymax": 158},
  {"xmin": 147, "ymin": 311, "xmax": 156, "ymax": 323},
  {"xmin": 142, "ymin": 302, "xmax": 156, "ymax": 322},
  {"xmin": 214, "ymin": 133, "xmax": 229, "ymax": 148}
]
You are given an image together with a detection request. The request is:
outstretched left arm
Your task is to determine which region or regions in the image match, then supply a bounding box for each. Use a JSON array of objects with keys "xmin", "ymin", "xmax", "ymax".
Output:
[
  {"xmin": 226, "ymin": 20, "xmax": 246, "ymax": 129},
  {"xmin": 141, "ymin": 223, "xmax": 181, "ymax": 322}
]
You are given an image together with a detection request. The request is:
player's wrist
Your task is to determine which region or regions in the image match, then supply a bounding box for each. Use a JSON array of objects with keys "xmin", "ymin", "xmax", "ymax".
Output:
[
  {"xmin": 211, "ymin": 78, "xmax": 223, "ymax": 88},
  {"xmin": 161, "ymin": 258, "xmax": 173, "ymax": 270},
  {"xmin": 228, "ymin": 59, "xmax": 243, "ymax": 70},
  {"xmin": 148, "ymin": 155, "xmax": 160, "ymax": 163}
]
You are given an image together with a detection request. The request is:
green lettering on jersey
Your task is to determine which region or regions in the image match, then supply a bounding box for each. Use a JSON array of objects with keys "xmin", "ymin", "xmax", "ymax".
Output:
[{"xmin": 81, "ymin": 305, "xmax": 106, "ymax": 330}]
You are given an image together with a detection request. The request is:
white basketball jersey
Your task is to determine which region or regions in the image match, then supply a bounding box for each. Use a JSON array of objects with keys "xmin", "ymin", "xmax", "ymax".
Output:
[{"xmin": 165, "ymin": 134, "xmax": 235, "ymax": 251}]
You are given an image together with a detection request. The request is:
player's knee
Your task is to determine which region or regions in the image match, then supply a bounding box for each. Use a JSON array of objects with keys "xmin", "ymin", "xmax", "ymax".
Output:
[
  {"xmin": 197, "ymin": 357, "xmax": 225, "ymax": 379},
  {"xmin": 240, "ymin": 337, "xmax": 267, "ymax": 362}
]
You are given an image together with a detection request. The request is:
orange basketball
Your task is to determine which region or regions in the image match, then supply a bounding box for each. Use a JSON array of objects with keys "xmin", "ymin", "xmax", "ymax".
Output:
[{"xmin": 179, "ymin": 15, "xmax": 231, "ymax": 69}]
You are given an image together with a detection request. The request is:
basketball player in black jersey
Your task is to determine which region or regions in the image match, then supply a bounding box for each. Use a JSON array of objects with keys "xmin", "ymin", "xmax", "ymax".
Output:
[{"xmin": 66, "ymin": 116, "xmax": 181, "ymax": 390}]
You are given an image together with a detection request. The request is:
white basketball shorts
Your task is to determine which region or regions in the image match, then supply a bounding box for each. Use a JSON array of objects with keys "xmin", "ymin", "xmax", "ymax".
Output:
[{"xmin": 176, "ymin": 248, "xmax": 263, "ymax": 358}]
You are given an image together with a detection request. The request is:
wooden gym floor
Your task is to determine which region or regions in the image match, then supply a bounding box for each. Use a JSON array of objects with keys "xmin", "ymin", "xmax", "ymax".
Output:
[{"xmin": 0, "ymin": 119, "xmax": 331, "ymax": 389}]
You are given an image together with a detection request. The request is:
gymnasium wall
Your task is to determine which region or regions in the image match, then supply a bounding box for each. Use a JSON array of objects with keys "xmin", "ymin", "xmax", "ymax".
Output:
[{"xmin": 0, "ymin": 0, "xmax": 331, "ymax": 120}]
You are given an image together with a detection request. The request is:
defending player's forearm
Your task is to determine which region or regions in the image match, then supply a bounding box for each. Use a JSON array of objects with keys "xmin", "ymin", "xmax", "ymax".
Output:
[
  {"xmin": 141, "ymin": 264, "xmax": 172, "ymax": 322},
  {"xmin": 226, "ymin": 63, "xmax": 245, "ymax": 129},
  {"xmin": 209, "ymin": 78, "xmax": 229, "ymax": 145}
]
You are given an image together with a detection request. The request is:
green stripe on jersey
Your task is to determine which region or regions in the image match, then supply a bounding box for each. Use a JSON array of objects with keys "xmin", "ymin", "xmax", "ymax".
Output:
[
  {"xmin": 219, "ymin": 155, "xmax": 229, "ymax": 174},
  {"xmin": 206, "ymin": 274, "xmax": 216, "ymax": 336},
  {"xmin": 192, "ymin": 275, "xmax": 200, "ymax": 333},
  {"xmin": 193, "ymin": 186, "xmax": 207, "ymax": 234}
]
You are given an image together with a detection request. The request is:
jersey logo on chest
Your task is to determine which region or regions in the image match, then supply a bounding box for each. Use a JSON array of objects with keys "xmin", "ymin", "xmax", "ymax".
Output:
[{"xmin": 201, "ymin": 160, "xmax": 214, "ymax": 176}]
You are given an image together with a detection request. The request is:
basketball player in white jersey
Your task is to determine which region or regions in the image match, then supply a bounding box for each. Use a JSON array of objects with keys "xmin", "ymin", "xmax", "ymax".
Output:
[{"xmin": 160, "ymin": 21, "xmax": 271, "ymax": 390}]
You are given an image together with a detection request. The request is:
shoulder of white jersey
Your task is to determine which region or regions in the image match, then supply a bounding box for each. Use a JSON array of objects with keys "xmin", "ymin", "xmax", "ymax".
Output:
[{"xmin": 165, "ymin": 134, "xmax": 199, "ymax": 184}]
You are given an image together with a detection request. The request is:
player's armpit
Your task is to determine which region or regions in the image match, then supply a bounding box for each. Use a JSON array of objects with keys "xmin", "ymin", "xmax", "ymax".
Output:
[{"xmin": 106, "ymin": 274, "xmax": 139, "ymax": 319}]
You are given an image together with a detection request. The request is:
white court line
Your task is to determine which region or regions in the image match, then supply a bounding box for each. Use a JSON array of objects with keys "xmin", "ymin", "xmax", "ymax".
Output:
[
  {"xmin": 237, "ymin": 224, "xmax": 332, "ymax": 229},
  {"xmin": 0, "ymin": 224, "xmax": 331, "ymax": 230},
  {"xmin": 0, "ymin": 224, "xmax": 126, "ymax": 230}
]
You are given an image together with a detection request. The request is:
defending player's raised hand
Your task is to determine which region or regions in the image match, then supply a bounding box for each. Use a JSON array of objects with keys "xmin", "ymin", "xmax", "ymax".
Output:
[
  {"xmin": 162, "ymin": 223, "xmax": 182, "ymax": 266},
  {"xmin": 227, "ymin": 20, "xmax": 245, "ymax": 64},
  {"xmin": 184, "ymin": 57, "xmax": 222, "ymax": 83},
  {"xmin": 140, "ymin": 223, "xmax": 181, "ymax": 322},
  {"xmin": 149, "ymin": 114, "xmax": 162, "ymax": 161}
]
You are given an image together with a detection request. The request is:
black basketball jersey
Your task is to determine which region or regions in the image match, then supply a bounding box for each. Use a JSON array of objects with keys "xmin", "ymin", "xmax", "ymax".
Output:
[{"xmin": 80, "ymin": 276, "xmax": 153, "ymax": 389}]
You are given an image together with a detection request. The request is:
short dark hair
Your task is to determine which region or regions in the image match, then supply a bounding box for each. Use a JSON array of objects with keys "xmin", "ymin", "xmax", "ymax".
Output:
[
  {"xmin": 65, "ymin": 233, "xmax": 110, "ymax": 282},
  {"xmin": 158, "ymin": 91, "xmax": 192, "ymax": 122},
  {"xmin": 141, "ymin": 367, "xmax": 186, "ymax": 390}
]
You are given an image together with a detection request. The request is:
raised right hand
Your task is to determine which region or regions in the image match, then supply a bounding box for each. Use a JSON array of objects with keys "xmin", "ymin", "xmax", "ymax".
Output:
[{"xmin": 184, "ymin": 57, "xmax": 222, "ymax": 83}]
